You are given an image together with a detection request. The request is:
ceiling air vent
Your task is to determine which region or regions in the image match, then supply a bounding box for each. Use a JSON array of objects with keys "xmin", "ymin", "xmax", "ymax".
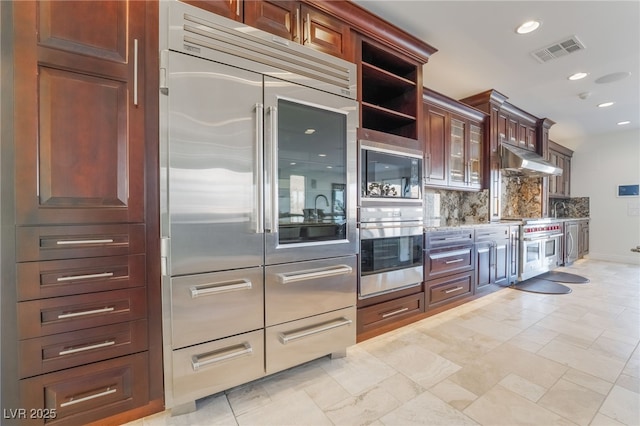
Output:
[{"xmin": 531, "ymin": 36, "xmax": 585, "ymax": 63}]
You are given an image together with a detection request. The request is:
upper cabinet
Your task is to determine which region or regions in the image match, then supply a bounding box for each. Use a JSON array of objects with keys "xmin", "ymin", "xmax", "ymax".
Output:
[
  {"xmin": 358, "ymin": 37, "xmax": 421, "ymax": 139},
  {"xmin": 424, "ymin": 89, "xmax": 486, "ymax": 190},
  {"xmin": 548, "ymin": 140, "xmax": 573, "ymax": 198},
  {"xmin": 244, "ymin": 1, "xmax": 350, "ymax": 59},
  {"xmin": 181, "ymin": 0, "xmax": 243, "ymax": 20}
]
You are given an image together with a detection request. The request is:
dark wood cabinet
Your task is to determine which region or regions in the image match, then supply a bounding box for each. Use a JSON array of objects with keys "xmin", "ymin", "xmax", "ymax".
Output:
[
  {"xmin": 242, "ymin": 1, "xmax": 350, "ymax": 59},
  {"xmin": 474, "ymin": 226, "xmax": 510, "ymax": 291},
  {"xmin": 181, "ymin": 0, "xmax": 243, "ymax": 21},
  {"xmin": 423, "ymin": 88, "xmax": 486, "ymax": 190},
  {"xmin": 359, "ymin": 36, "xmax": 421, "ymax": 139},
  {"xmin": 548, "ymin": 140, "xmax": 573, "ymax": 198},
  {"xmin": 2, "ymin": 1, "xmax": 162, "ymax": 424}
]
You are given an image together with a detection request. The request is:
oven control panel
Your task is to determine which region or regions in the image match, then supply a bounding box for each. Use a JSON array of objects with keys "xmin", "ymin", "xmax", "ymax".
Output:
[{"xmin": 523, "ymin": 224, "xmax": 562, "ymax": 234}]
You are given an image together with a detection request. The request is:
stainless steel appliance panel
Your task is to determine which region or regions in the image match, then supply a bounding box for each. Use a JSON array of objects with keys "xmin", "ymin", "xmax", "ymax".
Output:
[
  {"xmin": 266, "ymin": 307, "xmax": 355, "ymax": 374},
  {"xmin": 359, "ymin": 265, "xmax": 423, "ymax": 298},
  {"xmin": 564, "ymin": 221, "xmax": 579, "ymax": 265},
  {"xmin": 265, "ymin": 255, "xmax": 357, "ymax": 327},
  {"xmin": 170, "ymin": 267, "xmax": 264, "ymax": 349},
  {"xmin": 165, "ymin": 52, "xmax": 264, "ymax": 276},
  {"xmin": 171, "ymin": 330, "xmax": 265, "ymax": 407},
  {"xmin": 264, "ymin": 78, "xmax": 358, "ymax": 265}
]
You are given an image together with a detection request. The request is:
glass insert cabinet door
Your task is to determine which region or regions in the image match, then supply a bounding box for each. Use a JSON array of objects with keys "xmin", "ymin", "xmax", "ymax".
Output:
[
  {"xmin": 449, "ymin": 117, "xmax": 466, "ymax": 184},
  {"xmin": 468, "ymin": 123, "xmax": 482, "ymax": 186}
]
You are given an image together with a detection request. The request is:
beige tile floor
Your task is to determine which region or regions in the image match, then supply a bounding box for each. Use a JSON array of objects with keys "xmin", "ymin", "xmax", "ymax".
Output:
[{"xmin": 127, "ymin": 259, "xmax": 640, "ymax": 425}]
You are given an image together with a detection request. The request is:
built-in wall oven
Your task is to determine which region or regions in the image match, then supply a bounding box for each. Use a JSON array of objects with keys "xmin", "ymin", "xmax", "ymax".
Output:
[
  {"xmin": 519, "ymin": 219, "xmax": 563, "ymax": 280},
  {"xmin": 358, "ymin": 142, "xmax": 424, "ymax": 298}
]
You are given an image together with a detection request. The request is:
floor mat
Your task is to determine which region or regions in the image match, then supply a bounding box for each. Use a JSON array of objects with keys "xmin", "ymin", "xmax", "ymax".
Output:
[
  {"xmin": 537, "ymin": 271, "xmax": 590, "ymax": 284},
  {"xmin": 513, "ymin": 278, "xmax": 572, "ymax": 294}
]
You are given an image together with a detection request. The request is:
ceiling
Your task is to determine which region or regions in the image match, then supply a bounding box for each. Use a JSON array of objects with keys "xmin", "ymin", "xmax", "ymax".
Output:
[{"xmin": 351, "ymin": 0, "xmax": 640, "ymax": 147}]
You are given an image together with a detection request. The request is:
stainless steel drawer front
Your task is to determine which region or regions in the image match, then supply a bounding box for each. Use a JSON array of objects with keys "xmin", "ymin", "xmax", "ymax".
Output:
[
  {"xmin": 265, "ymin": 256, "xmax": 357, "ymax": 327},
  {"xmin": 171, "ymin": 267, "xmax": 264, "ymax": 349},
  {"xmin": 266, "ymin": 307, "xmax": 355, "ymax": 374},
  {"xmin": 172, "ymin": 330, "xmax": 265, "ymax": 407}
]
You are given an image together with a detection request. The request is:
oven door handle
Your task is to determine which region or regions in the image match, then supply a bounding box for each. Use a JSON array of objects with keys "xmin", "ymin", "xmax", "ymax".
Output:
[
  {"xmin": 523, "ymin": 233, "xmax": 563, "ymax": 242},
  {"xmin": 360, "ymin": 222, "xmax": 423, "ymax": 230}
]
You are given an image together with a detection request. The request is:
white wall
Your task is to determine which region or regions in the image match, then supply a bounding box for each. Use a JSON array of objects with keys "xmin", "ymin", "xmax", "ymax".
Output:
[{"xmin": 560, "ymin": 128, "xmax": 640, "ymax": 265}]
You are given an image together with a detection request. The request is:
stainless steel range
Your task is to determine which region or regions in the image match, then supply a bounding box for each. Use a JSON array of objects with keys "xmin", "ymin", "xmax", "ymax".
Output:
[{"xmin": 517, "ymin": 218, "xmax": 563, "ymax": 280}]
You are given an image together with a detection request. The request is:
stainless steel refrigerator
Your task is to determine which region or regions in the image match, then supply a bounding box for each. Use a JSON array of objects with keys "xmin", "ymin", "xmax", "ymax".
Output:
[{"xmin": 160, "ymin": 2, "xmax": 358, "ymax": 413}]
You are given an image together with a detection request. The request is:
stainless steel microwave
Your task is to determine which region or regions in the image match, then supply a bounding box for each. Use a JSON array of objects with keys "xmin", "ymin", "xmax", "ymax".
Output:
[{"xmin": 360, "ymin": 142, "xmax": 423, "ymax": 202}]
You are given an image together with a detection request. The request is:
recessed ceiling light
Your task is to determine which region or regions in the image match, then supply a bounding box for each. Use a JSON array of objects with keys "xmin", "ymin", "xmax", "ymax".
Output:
[
  {"xmin": 304, "ymin": 128, "xmax": 315, "ymax": 134},
  {"xmin": 595, "ymin": 72, "xmax": 631, "ymax": 84},
  {"xmin": 597, "ymin": 102, "xmax": 615, "ymax": 108},
  {"xmin": 326, "ymin": 166, "xmax": 333, "ymax": 169},
  {"xmin": 568, "ymin": 72, "xmax": 588, "ymax": 81},
  {"xmin": 617, "ymin": 121, "xmax": 631, "ymax": 126},
  {"xmin": 516, "ymin": 20, "xmax": 541, "ymax": 34},
  {"xmin": 318, "ymin": 154, "xmax": 327, "ymax": 157}
]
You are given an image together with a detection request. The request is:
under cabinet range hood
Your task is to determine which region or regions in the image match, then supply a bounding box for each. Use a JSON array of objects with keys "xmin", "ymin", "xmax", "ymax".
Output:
[{"xmin": 501, "ymin": 144, "xmax": 563, "ymax": 177}]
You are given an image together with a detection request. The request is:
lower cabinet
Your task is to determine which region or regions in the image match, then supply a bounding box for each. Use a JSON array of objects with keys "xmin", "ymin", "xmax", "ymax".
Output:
[
  {"xmin": 474, "ymin": 226, "xmax": 510, "ymax": 290},
  {"xmin": 426, "ymin": 270, "xmax": 473, "ymax": 308},
  {"xmin": 357, "ymin": 292, "xmax": 425, "ymax": 337}
]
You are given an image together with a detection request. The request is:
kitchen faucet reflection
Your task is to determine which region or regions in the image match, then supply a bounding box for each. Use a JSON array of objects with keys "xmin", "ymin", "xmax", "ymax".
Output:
[{"xmin": 315, "ymin": 194, "xmax": 329, "ymax": 219}]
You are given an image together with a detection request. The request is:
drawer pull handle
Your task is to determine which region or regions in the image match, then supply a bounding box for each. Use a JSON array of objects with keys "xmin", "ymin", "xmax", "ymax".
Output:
[
  {"xmin": 56, "ymin": 239, "xmax": 114, "ymax": 246},
  {"xmin": 59, "ymin": 340, "xmax": 116, "ymax": 356},
  {"xmin": 190, "ymin": 279, "xmax": 252, "ymax": 298},
  {"xmin": 279, "ymin": 317, "xmax": 352, "ymax": 344},
  {"xmin": 56, "ymin": 272, "xmax": 114, "ymax": 282},
  {"xmin": 430, "ymin": 249, "xmax": 469, "ymax": 260},
  {"xmin": 381, "ymin": 307, "xmax": 409, "ymax": 318},
  {"xmin": 445, "ymin": 258, "xmax": 464, "ymax": 264},
  {"xmin": 60, "ymin": 387, "xmax": 117, "ymax": 408},
  {"xmin": 57, "ymin": 307, "xmax": 114, "ymax": 319},
  {"xmin": 192, "ymin": 343, "xmax": 252, "ymax": 371},
  {"xmin": 444, "ymin": 286, "xmax": 464, "ymax": 294},
  {"xmin": 277, "ymin": 264, "xmax": 352, "ymax": 284}
]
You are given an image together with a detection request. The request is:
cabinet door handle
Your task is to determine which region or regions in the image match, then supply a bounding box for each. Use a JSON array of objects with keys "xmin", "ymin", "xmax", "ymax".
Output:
[
  {"xmin": 57, "ymin": 307, "xmax": 114, "ymax": 319},
  {"xmin": 56, "ymin": 239, "xmax": 114, "ymax": 246},
  {"xmin": 56, "ymin": 272, "xmax": 114, "ymax": 282},
  {"xmin": 60, "ymin": 387, "xmax": 117, "ymax": 408},
  {"xmin": 279, "ymin": 318, "xmax": 352, "ymax": 344},
  {"xmin": 277, "ymin": 264, "xmax": 352, "ymax": 284},
  {"xmin": 235, "ymin": 0, "xmax": 240, "ymax": 17},
  {"xmin": 133, "ymin": 39, "xmax": 139, "ymax": 106},
  {"xmin": 255, "ymin": 103, "xmax": 264, "ymax": 234},
  {"xmin": 444, "ymin": 286, "xmax": 464, "ymax": 294},
  {"xmin": 445, "ymin": 258, "xmax": 464, "ymax": 264},
  {"xmin": 59, "ymin": 340, "xmax": 116, "ymax": 356},
  {"xmin": 190, "ymin": 279, "xmax": 252, "ymax": 298},
  {"xmin": 191, "ymin": 343, "xmax": 252, "ymax": 371},
  {"xmin": 381, "ymin": 307, "xmax": 409, "ymax": 318}
]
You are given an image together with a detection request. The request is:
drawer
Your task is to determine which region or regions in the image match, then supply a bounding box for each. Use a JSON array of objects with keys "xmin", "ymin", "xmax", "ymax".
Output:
[
  {"xmin": 425, "ymin": 246, "xmax": 473, "ymax": 278},
  {"xmin": 20, "ymin": 352, "xmax": 148, "ymax": 426},
  {"xmin": 357, "ymin": 292, "xmax": 424, "ymax": 335},
  {"xmin": 266, "ymin": 306, "xmax": 355, "ymax": 374},
  {"xmin": 16, "ymin": 224, "xmax": 145, "ymax": 262},
  {"xmin": 475, "ymin": 226, "xmax": 509, "ymax": 241},
  {"xmin": 170, "ymin": 267, "xmax": 264, "ymax": 349},
  {"xmin": 19, "ymin": 320, "xmax": 147, "ymax": 379},
  {"xmin": 265, "ymin": 255, "xmax": 356, "ymax": 327},
  {"xmin": 425, "ymin": 229, "xmax": 473, "ymax": 248},
  {"xmin": 18, "ymin": 287, "xmax": 146, "ymax": 339},
  {"xmin": 427, "ymin": 270, "xmax": 473, "ymax": 306},
  {"xmin": 171, "ymin": 330, "xmax": 264, "ymax": 408},
  {"xmin": 17, "ymin": 254, "xmax": 145, "ymax": 301}
]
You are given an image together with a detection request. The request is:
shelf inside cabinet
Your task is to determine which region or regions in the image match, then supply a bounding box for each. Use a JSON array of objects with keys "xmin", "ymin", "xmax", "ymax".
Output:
[{"xmin": 362, "ymin": 103, "xmax": 417, "ymax": 138}]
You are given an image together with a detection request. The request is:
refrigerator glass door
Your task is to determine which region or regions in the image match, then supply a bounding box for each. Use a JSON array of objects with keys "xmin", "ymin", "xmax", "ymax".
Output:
[
  {"xmin": 264, "ymin": 77, "xmax": 357, "ymax": 264},
  {"xmin": 166, "ymin": 52, "xmax": 264, "ymax": 275}
]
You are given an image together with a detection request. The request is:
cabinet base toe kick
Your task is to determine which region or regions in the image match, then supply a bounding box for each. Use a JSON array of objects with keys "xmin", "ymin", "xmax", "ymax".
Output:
[{"xmin": 165, "ymin": 307, "xmax": 356, "ymax": 415}]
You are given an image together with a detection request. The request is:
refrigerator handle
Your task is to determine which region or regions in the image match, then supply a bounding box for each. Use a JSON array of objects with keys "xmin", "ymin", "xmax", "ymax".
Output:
[
  {"xmin": 266, "ymin": 105, "xmax": 278, "ymax": 234},
  {"xmin": 255, "ymin": 103, "xmax": 264, "ymax": 234}
]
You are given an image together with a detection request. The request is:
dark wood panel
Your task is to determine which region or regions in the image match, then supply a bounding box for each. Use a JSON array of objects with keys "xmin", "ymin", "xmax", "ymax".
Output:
[
  {"xmin": 19, "ymin": 320, "xmax": 147, "ymax": 378},
  {"xmin": 17, "ymin": 254, "xmax": 146, "ymax": 301},
  {"xmin": 302, "ymin": 4, "xmax": 349, "ymax": 59},
  {"xmin": 17, "ymin": 287, "xmax": 147, "ymax": 339},
  {"xmin": 180, "ymin": 0, "xmax": 242, "ymax": 21},
  {"xmin": 425, "ymin": 104, "xmax": 447, "ymax": 185},
  {"xmin": 244, "ymin": 0, "xmax": 299, "ymax": 41},
  {"xmin": 426, "ymin": 270, "xmax": 473, "ymax": 307},
  {"xmin": 38, "ymin": 1, "xmax": 127, "ymax": 62},
  {"xmin": 16, "ymin": 224, "xmax": 145, "ymax": 262},
  {"xmin": 357, "ymin": 292, "xmax": 424, "ymax": 335},
  {"xmin": 20, "ymin": 352, "xmax": 149, "ymax": 426},
  {"xmin": 425, "ymin": 246, "xmax": 473, "ymax": 279}
]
